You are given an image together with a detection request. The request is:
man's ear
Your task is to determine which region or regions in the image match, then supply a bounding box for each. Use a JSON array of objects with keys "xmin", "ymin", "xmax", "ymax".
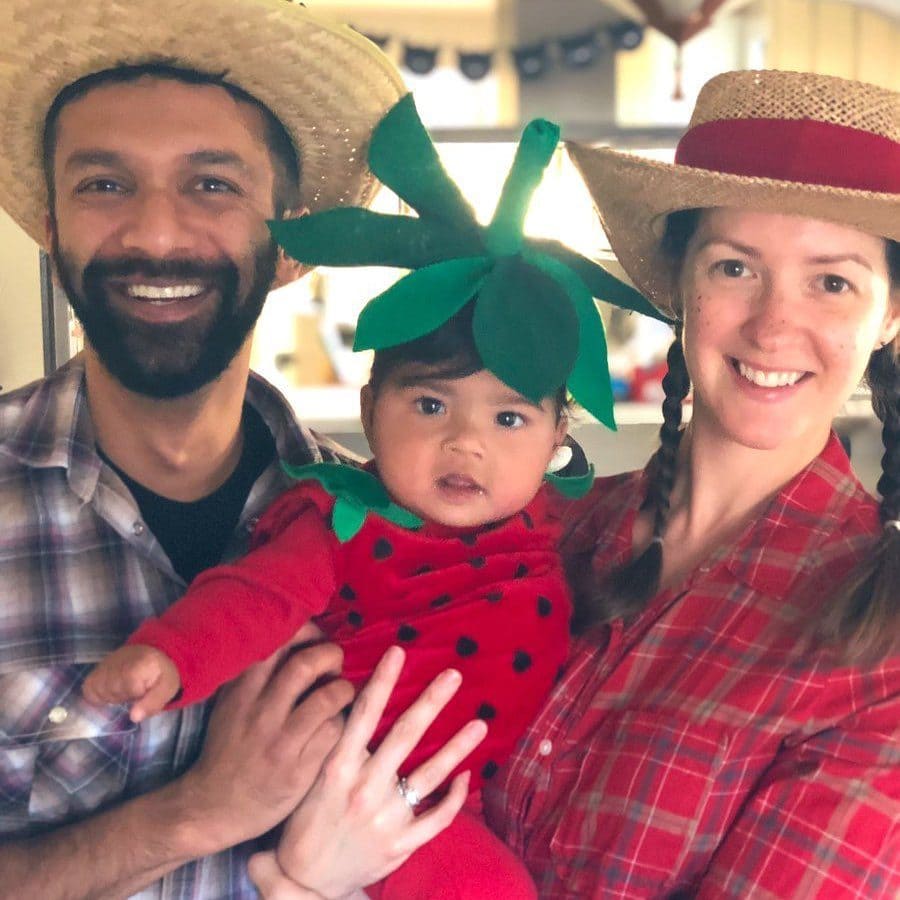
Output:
[
  {"xmin": 272, "ymin": 207, "xmax": 312, "ymax": 289},
  {"xmin": 360, "ymin": 383, "xmax": 376, "ymax": 447}
]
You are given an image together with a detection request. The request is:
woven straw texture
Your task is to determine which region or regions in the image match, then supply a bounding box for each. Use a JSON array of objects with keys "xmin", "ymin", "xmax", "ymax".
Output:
[
  {"xmin": 0, "ymin": 0, "xmax": 406, "ymax": 247},
  {"xmin": 568, "ymin": 70, "xmax": 900, "ymax": 317}
]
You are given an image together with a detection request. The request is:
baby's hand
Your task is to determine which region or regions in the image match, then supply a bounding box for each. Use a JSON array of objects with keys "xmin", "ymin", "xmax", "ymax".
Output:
[{"xmin": 83, "ymin": 645, "xmax": 182, "ymax": 723}]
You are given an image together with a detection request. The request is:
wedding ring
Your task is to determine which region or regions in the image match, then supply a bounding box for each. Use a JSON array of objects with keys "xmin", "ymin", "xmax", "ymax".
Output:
[{"xmin": 396, "ymin": 775, "xmax": 422, "ymax": 810}]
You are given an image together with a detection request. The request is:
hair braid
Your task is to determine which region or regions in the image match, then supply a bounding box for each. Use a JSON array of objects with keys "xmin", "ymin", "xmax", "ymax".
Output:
[
  {"xmin": 571, "ymin": 330, "xmax": 690, "ymax": 632},
  {"xmin": 815, "ymin": 345, "xmax": 900, "ymax": 662}
]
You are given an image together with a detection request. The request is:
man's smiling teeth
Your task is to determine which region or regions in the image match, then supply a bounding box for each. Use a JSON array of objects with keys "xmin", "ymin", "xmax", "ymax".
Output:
[
  {"xmin": 126, "ymin": 284, "xmax": 204, "ymax": 300},
  {"xmin": 737, "ymin": 361, "xmax": 804, "ymax": 387}
]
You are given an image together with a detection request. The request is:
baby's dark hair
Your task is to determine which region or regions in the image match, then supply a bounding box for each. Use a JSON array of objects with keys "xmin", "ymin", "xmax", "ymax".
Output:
[{"xmin": 367, "ymin": 299, "xmax": 569, "ymax": 419}]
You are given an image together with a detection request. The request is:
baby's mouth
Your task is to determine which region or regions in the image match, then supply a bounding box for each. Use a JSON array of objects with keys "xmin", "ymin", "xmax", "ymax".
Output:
[{"xmin": 437, "ymin": 474, "xmax": 485, "ymax": 494}]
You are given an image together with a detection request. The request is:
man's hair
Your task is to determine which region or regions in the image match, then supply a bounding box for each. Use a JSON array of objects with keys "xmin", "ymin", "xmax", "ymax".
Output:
[{"xmin": 42, "ymin": 62, "xmax": 301, "ymax": 216}]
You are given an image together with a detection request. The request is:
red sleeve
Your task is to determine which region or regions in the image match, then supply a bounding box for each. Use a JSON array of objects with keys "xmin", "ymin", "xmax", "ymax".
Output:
[
  {"xmin": 128, "ymin": 497, "xmax": 337, "ymax": 706},
  {"xmin": 694, "ymin": 696, "xmax": 900, "ymax": 899}
]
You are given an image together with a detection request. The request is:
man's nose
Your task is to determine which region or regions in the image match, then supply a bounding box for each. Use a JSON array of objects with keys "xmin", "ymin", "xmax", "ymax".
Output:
[{"xmin": 117, "ymin": 189, "xmax": 195, "ymax": 258}]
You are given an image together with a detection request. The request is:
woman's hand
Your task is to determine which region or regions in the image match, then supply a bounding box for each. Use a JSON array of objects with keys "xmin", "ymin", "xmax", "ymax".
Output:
[{"xmin": 249, "ymin": 646, "xmax": 487, "ymax": 900}]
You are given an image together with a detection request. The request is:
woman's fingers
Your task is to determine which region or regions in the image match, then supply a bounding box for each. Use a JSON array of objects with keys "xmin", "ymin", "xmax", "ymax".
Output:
[
  {"xmin": 248, "ymin": 851, "xmax": 322, "ymax": 899},
  {"xmin": 402, "ymin": 717, "xmax": 487, "ymax": 798},
  {"xmin": 337, "ymin": 646, "xmax": 406, "ymax": 759},
  {"xmin": 395, "ymin": 770, "xmax": 471, "ymax": 857},
  {"xmin": 363, "ymin": 666, "xmax": 464, "ymax": 787}
]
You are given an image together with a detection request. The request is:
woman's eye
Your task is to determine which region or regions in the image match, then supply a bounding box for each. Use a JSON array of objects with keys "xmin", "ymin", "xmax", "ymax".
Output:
[
  {"xmin": 819, "ymin": 273, "xmax": 851, "ymax": 294},
  {"xmin": 713, "ymin": 259, "xmax": 748, "ymax": 278},
  {"xmin": 415, "ymin": 397, "xmax": 445, "ymax": 416},
  {"xmin": 496, "ymin": 411, "xmax": 525, "ymax": 428}
]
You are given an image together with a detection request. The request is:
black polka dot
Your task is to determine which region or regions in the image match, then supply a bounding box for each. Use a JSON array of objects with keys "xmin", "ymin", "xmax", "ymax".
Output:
[
  {"xmin": 485, "ymin": 591, "xmax": 503, "ymax": 603},
  {"xmin": 397, "ymin": 624, "xmax": 419, "ymax": 642},
  {"xmin": 555, "ymin": 664, "xmax": 567, "ymax": 683},
  {"xmin": 339, "ymin": 584, "xmax": 356, "ymax": 601},
  {"xmin": 521, "ymin": 510, "xmax": 534, "ymax": 530},
  {"xmin": 515, "ymin": 563, "xmax": 529, "ymax": 578},
  {"xmin": 348, "ymin": 611, "xmax": 363, "ymax": 627},
  {"xmin": 476, "ymin": 702, "xmax": 496, "ymax": 721},
  {"xmin": 413, "ymin": 564, "xmax": 433, "ymax": 575},
  {"xmin": 460, "ymin": 533, "xmax": 478, "ymax": 546},
  {"xmin": 456, "ymin": 636, "xmax": 479, "ymax": 657},
  {"xmin": 513, "ymin": 650, "xmax": 532, "ymax": 673},
  {"xmin": 430, "ymin": 594, "xmax": 452, "ymax": 608},
  {"xmin": 537, "ymin": 596, "xmax": 553, "ymax": 617},
  {"xmin": 481, "ymin": 760, "xmax": 499, "ymax": 780},
  {"xmin": 469, "ymin": 556, "xmax": 486, "ymax": 569},
  {"xmin": 373, "ymin": 538, "xmax": 393, "ymax": 559}
]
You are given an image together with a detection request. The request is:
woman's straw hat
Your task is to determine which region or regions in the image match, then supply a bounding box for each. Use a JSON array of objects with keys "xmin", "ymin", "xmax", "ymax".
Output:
[
  {"xmin": 0, "ymin": 0, "xmax": 406, "ymax": 247},
  {"xmin": 567, "ymin": 70, "xmax": 899, "ymax": 318}
]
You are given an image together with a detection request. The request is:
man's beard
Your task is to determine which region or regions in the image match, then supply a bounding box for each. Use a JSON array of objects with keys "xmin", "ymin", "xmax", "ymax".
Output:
[{"xmin": 53, "ymin": 240, "xmax": 278, "ymax": 399}]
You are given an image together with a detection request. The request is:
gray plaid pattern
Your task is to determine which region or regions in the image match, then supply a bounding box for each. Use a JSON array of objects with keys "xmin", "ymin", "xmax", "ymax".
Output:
[{"xmin": 0, "ymin": 358, "xmax": 344, "ymax": 898}]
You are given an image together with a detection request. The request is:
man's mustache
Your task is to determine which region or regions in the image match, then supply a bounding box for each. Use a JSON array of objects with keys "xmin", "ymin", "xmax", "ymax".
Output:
[{"xmin": 82, "ymin": 256, "xmax": 239, "ymax": 285}]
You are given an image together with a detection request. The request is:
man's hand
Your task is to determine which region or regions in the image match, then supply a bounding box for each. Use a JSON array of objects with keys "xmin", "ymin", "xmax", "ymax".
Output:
[
  {"xmin": 175, "ymin": 634, "xmax": 354, "ymax": 856},
  {"xmin": 83, "ymin": 644, "xmax": 181, "ymax": 722}
]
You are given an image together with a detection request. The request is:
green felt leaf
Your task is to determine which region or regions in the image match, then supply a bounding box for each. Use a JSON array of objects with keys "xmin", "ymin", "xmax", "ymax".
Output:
[
  {"xmin": 269, "ymin": 210, "xmax": 483, "ymax": 269},
  {"xmin": 528, "ymin": 238, "xmax": 670, "ymax": 323},
  {"xmin": 544, "ymin": 464, "xmax": 595, "ymax": 499},
  {"xmin": 526, "ymin": 252, "xmax": 617, "ymax": 430},
  {"xmin": 486, "ymin": 119, "xmax": 560, "ymax": 257},
  {"xmin": 354, "ymin": 256, "xmax": 493, "ymax": 351},
  {"xmin": 472, "ymin": 257, "xmax": 578, "ymax": 403},
  {"xmin": 368, "ymin": 94, "xmax": 479, "ymax": 234},
  {"xmin": 333, "ymin": 497, "xmax": 368, "ymax": 542}
]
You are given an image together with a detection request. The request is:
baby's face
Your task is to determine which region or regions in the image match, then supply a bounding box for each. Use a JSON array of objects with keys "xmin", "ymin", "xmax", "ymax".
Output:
[{"xmin": 362, "ymin": 368, "xmax": 566, "ymax": 529}]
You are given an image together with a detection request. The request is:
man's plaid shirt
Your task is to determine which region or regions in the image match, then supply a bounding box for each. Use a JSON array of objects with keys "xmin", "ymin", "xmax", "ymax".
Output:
[
  {"xmin": 484, "ymin": 433, "xmax": 900, "ymax": 899},
  {"xmin": 0, "ymin": 357, "xmax": 344, "ymax": 899}
]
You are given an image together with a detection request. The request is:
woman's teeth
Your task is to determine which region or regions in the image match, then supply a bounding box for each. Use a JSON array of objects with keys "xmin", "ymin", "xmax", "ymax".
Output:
[
  {"xmin": 737, "ymin": 361, "xmax": 804, "ymax": 388},
  {"xmin": 126, "ymin": 284, "xmax": 204, "ymax": 301}
]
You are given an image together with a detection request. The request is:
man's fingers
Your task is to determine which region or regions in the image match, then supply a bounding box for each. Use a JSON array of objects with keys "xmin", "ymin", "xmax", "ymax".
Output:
[{"xmin": 363, "ymin": 666, "xmax": 462, "ymax": 786}]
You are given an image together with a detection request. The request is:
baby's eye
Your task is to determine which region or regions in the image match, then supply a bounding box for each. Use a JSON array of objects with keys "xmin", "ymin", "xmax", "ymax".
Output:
[
  {"xmin": 713, "ymin": 259, "xmax": 750, "ymax": 278},
  {"xmin": 415, "ymin": 396, "xmax": 445, "ymax": 416},
  {"xmin": 496, "ymin": 411, "xmax": 525, "ymax": 428},
  {"xmin": 818, "ymin": 273, "xmax": 852, "ymax": 295}
]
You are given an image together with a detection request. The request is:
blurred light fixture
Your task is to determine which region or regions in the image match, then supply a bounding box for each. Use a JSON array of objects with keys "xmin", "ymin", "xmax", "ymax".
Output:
[
  {"xmin": 559, "ymin": 30, "xmax": 600, "ymax": 69},
  {"xmin": 609, "ymin": 20, "xmax": 645, "ymax": 51},
  {"xmin": 458, "ymin": 51, "xmax": 493, "ymax": 81},
  {"xmin": 403, "ymin": 44, "xmax": 439, "ymax": 75},
  {"xmin": 512, "ymin": 42, "xmax": 550, "ymax": 80}
]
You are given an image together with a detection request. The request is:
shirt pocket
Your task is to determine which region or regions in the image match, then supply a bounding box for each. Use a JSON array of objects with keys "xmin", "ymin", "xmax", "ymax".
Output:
[
  {"xmin": 549, "ymin": 709, "xmax": 730, "ymax": 897},
  {"xmin": 0, "ymin": 664, "xmax": 137, "ymax": 836}
]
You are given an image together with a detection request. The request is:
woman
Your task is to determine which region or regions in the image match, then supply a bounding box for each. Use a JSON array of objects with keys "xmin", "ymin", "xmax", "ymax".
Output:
[{"xmin": 252, "ymin": 69, "xmax": 899, "ymax": 898}]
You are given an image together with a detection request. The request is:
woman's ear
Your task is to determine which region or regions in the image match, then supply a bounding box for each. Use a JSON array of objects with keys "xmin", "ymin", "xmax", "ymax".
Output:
[{"xmin": 272, "ymin": 208, "xmax": 312, "ymax": 289}]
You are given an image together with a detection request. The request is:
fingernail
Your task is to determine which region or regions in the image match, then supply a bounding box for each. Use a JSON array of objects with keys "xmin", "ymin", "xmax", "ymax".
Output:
[{"xmin": 440, "ymin": 668, "xmax": 462, "ymax": 686}]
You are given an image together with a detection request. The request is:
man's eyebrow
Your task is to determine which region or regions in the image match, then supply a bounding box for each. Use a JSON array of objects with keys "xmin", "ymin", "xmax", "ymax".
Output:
[
  {"xmin": 63, "ymin": 149, "xmax": 125, "ymax": 172},
  {"xmin": 186, "ymin": 150, "xmax": 253, "ymax": 174}
]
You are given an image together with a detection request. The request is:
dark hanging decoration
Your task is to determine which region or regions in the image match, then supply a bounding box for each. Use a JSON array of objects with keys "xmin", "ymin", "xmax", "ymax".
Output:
[
  {"xmin": 608, "ymin": 20, "xmax": 645, "ymax": 52},
  {"xmin": 403, "ymin": 43, "xmax": 439, "ymax": 76},
  {"xmin": 458, "ymin": 51, "xmax": 493, "ymax": 81},
  {"xmin": 512, "ymin": 42, "xmax": 550, "ymax": 81},
  {"xmin": 559, "ymin": 30, "xmax": 600, "ymax": 69}
]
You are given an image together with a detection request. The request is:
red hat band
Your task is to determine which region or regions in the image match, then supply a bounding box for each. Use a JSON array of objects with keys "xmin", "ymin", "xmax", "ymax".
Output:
[{"xmin": 675, "ymin": 118, "xmax": 900, "ymax": 194}]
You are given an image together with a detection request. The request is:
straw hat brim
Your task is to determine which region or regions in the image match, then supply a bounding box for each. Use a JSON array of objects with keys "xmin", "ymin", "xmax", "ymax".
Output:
[
  {"xmin": 567, "ymin": 144, "xmax": 900, "ymax": 319},
  {"xmin": 1, "ymin": 0, "xmax": 406, "ymax": 248}
]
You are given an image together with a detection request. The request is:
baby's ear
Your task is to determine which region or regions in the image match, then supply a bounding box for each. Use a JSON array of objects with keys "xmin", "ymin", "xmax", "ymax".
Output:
[
  {"xmin": 554, "ymin": 413, "xmax": 569, "ymax": 446},
  {"xmin": 272, "ymin": 208, "xmax": 312, "ymax": 288},
  {"xmin": 360, "ymin": 384, "xmax": 376, "ymax": 445}
]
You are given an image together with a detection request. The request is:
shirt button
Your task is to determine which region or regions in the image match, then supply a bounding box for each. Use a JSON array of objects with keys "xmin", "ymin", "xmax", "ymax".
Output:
[
  {"xmin": 132, "ymin": 521, "xmax": 145, "ymax": 536},
  {"xmin": 538, "ymin": 739, "xmax": 553, "ymax": 757},
  {"xmin": 48, "ymin": 705, "xmax": 68, "ymax": 724}
]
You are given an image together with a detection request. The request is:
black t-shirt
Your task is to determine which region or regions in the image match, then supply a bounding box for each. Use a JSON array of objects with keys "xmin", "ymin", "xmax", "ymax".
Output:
[{"xmin": 99, "ymin": 404, "xmax": 276, "ymax": 583}]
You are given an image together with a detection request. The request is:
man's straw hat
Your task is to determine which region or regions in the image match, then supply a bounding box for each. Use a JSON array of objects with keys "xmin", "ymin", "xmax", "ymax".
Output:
[
  {"xmin": 0, "ymin": 0, "xmax": 406, "ymax": 248},
  {"xmin": 568, "ymin": 70, "xmax": 899, "ymax": 318}
]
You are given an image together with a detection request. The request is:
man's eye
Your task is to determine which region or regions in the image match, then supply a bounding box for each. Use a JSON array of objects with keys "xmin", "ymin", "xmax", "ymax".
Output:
[
  {"xmin": 415, "ymin": 397, "xmax": 445, "ymax": 415},
  {"xmin": 195, "ymin": 177, "xmax": 237, "ymax": 194},
  {"xmin": 496, "ymin": 411, "xmax": 525, "ymax": 428},
  {"xmin": 78, "ymin": 179, "xmax": 123, "ymax": 194},
  {"xmin": 819, "ymin": 273, "xmax": 851, "ymax": 294}
]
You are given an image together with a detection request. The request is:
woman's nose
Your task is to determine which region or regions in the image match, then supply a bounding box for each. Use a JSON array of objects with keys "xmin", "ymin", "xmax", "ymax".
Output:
[{"xmin": 741, "ymin": 278, "xmax": 801, "ymax": 351}]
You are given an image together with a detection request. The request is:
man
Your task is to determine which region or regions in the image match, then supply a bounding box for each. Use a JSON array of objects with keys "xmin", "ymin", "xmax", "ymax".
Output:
[{"xmin": 0, "ymin": 1, "xmax": 405, "ymax": 896}]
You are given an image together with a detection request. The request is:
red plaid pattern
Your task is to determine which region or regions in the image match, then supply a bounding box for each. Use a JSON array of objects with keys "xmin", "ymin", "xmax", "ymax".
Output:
[{"xmin": 483, "ymin": 433, "xmax": 900, "ymax": 898}]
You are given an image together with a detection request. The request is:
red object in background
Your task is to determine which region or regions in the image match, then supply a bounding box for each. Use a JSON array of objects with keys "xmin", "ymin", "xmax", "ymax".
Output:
[{"xmin": 629, "ymin": 359, "xmax": 669, "ymax": 403}]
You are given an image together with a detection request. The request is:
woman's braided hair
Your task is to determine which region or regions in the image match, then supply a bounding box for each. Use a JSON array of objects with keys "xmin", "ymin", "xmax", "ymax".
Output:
[{"xmin": 573, "ymin": 215, "xmax": 900, "ymax": 662}]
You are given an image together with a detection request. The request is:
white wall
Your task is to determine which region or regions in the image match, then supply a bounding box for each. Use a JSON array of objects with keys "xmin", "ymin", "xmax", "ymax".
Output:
[{"xmin": 0, "ymin": 211, "xmax": 43, "ymax": 393}]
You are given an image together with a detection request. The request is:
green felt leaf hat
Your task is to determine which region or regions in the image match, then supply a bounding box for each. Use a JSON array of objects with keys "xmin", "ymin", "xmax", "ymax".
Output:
[{"xmin": 270, "ymin": 93, "xmax": 671, "ymax": 430}]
